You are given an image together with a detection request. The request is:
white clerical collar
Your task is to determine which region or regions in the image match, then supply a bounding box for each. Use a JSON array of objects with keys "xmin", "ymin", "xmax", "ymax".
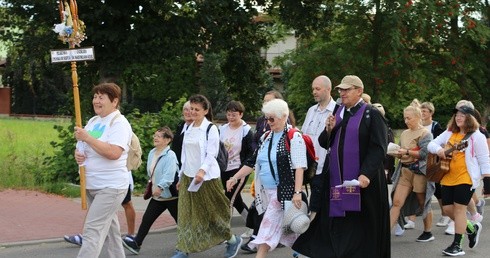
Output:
[{"xmin": 346, "ymin": 99, "xmax": 364, "ymax": 112}]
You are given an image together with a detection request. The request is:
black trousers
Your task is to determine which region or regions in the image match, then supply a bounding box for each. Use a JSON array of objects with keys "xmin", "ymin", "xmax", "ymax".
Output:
[
  {"xmin": 134, "ymin": 198, "xmax": 178, "ymax": 246},
  {"xmin": 220, "ymin": 168, "xmax": 249, "ymax": 214},
  {"xmin": 309, "ymin": 173, "xmax": 324, "ymax": 212}
]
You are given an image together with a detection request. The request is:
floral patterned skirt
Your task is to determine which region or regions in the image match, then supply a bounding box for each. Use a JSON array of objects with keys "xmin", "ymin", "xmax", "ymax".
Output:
[
  {"xmin": 176, "ymin": 174, "xmax": 232, "ymax": 253},
  {"xmin": 250, "ymin": 189, "xmax": 299, "ymax": 251}
]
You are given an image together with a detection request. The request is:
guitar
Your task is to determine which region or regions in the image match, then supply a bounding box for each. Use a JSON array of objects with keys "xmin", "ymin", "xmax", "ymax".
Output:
[{"xmin": 426, "ymin": 140, "xmax": 469, "ymax": 182}]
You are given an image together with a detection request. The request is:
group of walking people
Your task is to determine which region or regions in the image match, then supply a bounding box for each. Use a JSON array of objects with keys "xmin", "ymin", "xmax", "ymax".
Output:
[
  {"xmin": 387, "ymin": 99, "xmax": 490, "ymax": 256},
  {"xmin": 71, "ymin": 76, "xmax": 489, "ymax": 258}
]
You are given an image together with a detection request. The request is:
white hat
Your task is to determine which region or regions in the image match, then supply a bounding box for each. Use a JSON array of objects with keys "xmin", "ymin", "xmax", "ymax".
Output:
[{"xmin": 283, "ymin": 201, "xmax": 310, "ymax": 234}]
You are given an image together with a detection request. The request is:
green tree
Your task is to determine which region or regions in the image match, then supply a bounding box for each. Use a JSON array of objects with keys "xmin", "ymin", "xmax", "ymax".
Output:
[
  {"xmin": 0, "ymin": 1, "xmax": 70, "ymax": 114},
  {"xmin": 278, "ymin": 0, "xmax": 489, "ymax": 127},
  {"xmin": 1, "ymin": 0, "xmax": 290, "ymax": 116}
]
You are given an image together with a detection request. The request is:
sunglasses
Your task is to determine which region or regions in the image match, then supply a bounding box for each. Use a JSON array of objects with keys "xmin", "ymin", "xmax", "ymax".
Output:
[{"xmin": 264, "ymin": 116, "xmax": 275, "ymax": 123}]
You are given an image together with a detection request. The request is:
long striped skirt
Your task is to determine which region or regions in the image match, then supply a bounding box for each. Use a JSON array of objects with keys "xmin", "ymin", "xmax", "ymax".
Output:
[{"xmin": 176, "ymin": 174, "xmax": 232, "ymax": 253}]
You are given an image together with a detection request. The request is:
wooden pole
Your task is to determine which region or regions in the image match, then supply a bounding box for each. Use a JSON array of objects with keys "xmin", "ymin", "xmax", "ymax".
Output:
[
  {"xmin": 70, "ymin": 58, "xmax": 87, "ymax": 210},
  {"xmin": 61, "ymin": 0, "xmax": 86, "ymax": 210}
]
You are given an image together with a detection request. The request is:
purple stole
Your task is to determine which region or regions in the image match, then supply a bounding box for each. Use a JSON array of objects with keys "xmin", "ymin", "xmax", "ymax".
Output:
[{"xmin": 329, "ymin": 103, "xmax": 367, "ymax": 217}]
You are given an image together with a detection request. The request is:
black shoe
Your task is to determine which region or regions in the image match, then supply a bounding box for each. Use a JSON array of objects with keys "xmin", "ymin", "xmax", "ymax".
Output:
[
  {"xmin": 467, "ymin": 222, "xmax": 482, "ymax": 248},
  {"xmin": 442, "ymin": 242, "xmax": 465, "ymax": 256},
  {"xmin": 240, "ymin": 239, "xmax": 257, "ymax": 253},
  {"xmin": 416, "ymin": 232, "xmax": 435, "ymax": 242},
  {"xmin": 122, "ymin": 235, "xmax": 140, "ymax": 255}
]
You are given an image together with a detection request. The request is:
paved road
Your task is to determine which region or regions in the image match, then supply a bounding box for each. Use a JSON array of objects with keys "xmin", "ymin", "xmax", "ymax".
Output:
[
  {"xmin": 0, "ymin": 189, "xmax": 488, "ymax": 257},
  {"xmin": 1, "ymin": 204, "xmax": 489, "ymax": 258}
]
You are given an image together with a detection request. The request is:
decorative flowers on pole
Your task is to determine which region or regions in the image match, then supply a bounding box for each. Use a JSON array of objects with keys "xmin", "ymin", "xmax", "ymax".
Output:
[{"xmin": 53, "ymin": 0, "xmax": 86, "ymax": 47}]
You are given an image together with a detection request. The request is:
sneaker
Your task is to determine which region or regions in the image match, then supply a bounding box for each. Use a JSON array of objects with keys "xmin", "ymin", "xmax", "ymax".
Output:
[
  {"xmin": 240, "ymin": 228, "xmax": 253, "ymax": 238},
  {"xmin": 416, "ymin": 232, "xmax": 435, "ymax": 242},
  {"xmin": 476, "ymin": 199, "xmax": 485, "ymax": 215},
  {"xmin": 225, "ymin": 235, "xmax": 243, "ymax": 258},
  {"xmin": 404, "ymin": 220, "xmax": 415, "ymax": 229},
  {"xmin": 467, "ymin": 222, "xmax": 482, "ymax": 248},
  {"xmin": 63, "ymin": 234, "xmax": 83, "ymax": 246},
  {"xmin": 442, "ymin": 242, "xmax": 465, "ymax": 256},
  {"xmin": 445, "ymin": 221, "xmax": 455, "ymax": 235},
  {"xmin": 437, "ymin": 216, "xmax": 451, "ymax": 227},
  {"xmin": 170, "ymin": 250, "xmax": 188, "ymax": 258},
  {"xmin": 470, "ymin": 213, "xmax": 483, "ymax": 223},
  {"xmin": 395, "ymin": 223, "xmax": 405, "ymax": 236},
  {"xmin": 122, "ymin": 235, "xmax": 140, "ymax": 255},
  {"xmin": 240, "ymin": 238, "xmax": 257, "ymax": 253}
]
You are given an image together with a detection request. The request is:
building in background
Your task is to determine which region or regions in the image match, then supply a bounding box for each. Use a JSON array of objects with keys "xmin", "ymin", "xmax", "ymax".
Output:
[
  {"xmin": 0, "ymin": 59, "xmax": 11, "ymax": 115},
  {"xmin": 261, "ymin": 32, "xmax": 296, "ymax": 92}
]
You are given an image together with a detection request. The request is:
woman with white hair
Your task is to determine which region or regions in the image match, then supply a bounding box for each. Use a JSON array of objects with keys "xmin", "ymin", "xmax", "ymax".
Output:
[{"xmin": 226, "ymin": 99, "xmax": 307, "ymax": 258}]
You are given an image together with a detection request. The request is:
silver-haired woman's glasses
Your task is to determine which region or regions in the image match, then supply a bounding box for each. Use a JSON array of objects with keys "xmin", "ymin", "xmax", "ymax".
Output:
[{"xmin": 264, "ymin": 116, "xmax": 275, "ymax": 123}]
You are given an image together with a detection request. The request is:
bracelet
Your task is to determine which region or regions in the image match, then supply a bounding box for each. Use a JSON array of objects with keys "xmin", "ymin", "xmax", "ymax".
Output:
[
  {"xmin": 294, "ymin": 191, "xmax": 302, "ymax": 195},
  {"xmin": 231, "ymin": 177, "xmax": 238, "ymax": 184}
]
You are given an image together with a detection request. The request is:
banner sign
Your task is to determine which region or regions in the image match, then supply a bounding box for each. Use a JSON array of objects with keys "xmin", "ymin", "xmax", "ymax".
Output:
[{"xmin": 50, "ymin": 47, "xmax": 95, "ymax": 63}]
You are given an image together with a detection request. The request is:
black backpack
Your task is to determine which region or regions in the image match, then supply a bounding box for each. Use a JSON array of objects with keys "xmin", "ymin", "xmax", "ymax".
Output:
[{"xmin": 206, "ymin": 123, "xmax": 229, "ymax": 172}]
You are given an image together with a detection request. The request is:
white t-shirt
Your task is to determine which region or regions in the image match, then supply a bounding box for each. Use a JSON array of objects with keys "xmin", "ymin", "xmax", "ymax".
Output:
[
  {"xmin": 79, "ymin": 110, "xmax": 131, "ymax": 189},
  {"xmin": 221, "ymin": 125, "xmax": 243, "ymax": 171}
]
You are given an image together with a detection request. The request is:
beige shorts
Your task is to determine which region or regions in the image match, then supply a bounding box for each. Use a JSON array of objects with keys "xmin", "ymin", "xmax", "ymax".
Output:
[{"xmin": 398, "ymin": 167, "xmax": 427, "ymax": 193}]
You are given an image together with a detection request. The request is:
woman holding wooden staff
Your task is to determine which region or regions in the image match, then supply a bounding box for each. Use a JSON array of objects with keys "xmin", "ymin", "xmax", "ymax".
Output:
[{"xmin": 74, "ymin": 83, "xmax": 132, "ymax": 258}]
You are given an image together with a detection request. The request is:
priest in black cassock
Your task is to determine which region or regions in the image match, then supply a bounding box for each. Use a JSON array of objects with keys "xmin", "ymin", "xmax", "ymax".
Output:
[{"xmin": 293, "ymin": 75, "xmax": 390, "ymax": 258}]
